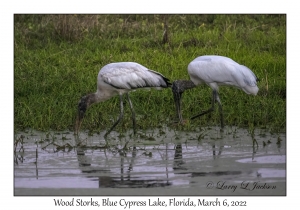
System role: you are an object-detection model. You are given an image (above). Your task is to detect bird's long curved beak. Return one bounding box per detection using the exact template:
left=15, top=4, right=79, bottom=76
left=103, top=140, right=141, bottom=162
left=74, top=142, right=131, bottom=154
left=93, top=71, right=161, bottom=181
left=172, top=86, right=183, bottom=124
left=74, top=111, right=85, bottom=135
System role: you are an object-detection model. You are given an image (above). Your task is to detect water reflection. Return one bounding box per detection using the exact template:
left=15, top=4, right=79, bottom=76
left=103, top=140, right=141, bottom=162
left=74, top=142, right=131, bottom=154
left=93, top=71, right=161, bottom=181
left=14, top=127, right=286, bottom=195
left=75, top=142, right=173, bottom=188
left=173, top=143, right=243, bottom=178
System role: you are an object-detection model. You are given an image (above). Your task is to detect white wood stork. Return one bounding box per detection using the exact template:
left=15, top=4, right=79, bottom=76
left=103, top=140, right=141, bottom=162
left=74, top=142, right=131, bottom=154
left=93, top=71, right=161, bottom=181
left=172, top=55, right=259, bottom=128
left=75, top=62, right=171, bottom=136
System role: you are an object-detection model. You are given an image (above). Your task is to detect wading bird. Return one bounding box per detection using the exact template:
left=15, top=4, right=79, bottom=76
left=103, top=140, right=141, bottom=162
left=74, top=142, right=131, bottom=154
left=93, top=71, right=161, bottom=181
left=75, top=62, right=171, bottom=137
left=172, top=55, right=259, bottom=128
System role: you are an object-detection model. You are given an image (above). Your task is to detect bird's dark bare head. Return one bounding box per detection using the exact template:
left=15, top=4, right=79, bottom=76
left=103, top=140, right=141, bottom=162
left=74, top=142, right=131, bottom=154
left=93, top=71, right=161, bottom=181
left=172, top=80, right=196, bottom=94
left=78, top=96, right=88, bottom=120
left=75, top=93, right=96, bottom=134
left=172, top=80, right=196, bottom=124
left=172, top=80, right=182, bottom=95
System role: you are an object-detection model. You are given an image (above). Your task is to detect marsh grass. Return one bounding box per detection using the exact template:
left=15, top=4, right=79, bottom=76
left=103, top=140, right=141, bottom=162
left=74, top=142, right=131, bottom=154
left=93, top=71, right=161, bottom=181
left=14, top=14, right=286, bottom=133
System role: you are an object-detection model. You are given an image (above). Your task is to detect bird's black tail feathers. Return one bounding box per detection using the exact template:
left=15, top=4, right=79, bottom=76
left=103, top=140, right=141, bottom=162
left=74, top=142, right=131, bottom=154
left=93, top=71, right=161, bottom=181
left=163, top=76, right=172, bottom=88
left=148, top=69, right=172, bottom=88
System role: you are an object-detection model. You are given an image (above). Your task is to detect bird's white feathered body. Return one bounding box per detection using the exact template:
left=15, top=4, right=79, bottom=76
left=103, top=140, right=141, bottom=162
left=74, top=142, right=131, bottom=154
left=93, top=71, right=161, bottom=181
left=188, top=55, right=259, bottom=95
left=96, top=62, right=170, bottom=101
left=172, top=55, right=259, bottom=127
left=75, top=61, right=171, bottom=136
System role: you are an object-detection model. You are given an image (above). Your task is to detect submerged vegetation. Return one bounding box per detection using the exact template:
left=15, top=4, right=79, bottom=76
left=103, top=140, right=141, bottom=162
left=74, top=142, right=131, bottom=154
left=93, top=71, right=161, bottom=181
left=14, top=14, right=286, bottom=133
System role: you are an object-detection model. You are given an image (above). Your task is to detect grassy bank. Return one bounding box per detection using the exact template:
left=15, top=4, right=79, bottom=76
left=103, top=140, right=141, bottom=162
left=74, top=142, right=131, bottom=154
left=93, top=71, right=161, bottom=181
left=14, top=14, right=286, bottom=133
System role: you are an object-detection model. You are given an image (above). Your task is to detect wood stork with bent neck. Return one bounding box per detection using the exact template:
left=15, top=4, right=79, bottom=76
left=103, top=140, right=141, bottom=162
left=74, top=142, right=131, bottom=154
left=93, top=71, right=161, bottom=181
left=172, top=55, right=259, bottom=128
left=75, top=62, right=171, bottom=137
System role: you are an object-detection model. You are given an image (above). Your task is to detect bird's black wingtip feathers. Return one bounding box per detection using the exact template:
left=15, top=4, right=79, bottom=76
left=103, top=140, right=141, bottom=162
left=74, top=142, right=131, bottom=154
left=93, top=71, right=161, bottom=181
left=163, top=76, right=172, bottom=88
left=147, top=69, right=172, bottom=88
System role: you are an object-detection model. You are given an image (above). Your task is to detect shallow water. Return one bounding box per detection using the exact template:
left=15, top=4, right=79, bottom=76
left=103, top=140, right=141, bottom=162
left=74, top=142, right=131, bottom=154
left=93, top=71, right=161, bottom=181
left=14, top=126, right=286, bottom=196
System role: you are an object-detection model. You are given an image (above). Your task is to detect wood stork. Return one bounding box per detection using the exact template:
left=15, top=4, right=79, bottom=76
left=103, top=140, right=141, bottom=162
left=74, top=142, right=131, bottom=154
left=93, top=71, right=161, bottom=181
left=172, top=55, right=259, bottom=128
left=75, top=62, right=171, bottom=137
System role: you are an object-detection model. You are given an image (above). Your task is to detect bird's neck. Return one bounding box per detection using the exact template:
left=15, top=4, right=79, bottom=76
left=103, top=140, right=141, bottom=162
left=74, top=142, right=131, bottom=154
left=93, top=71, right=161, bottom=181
left=94, top=89, right=119, bottom=103
left=172, top=80, right=196, bottom=93
left=183, top=80, right=197, bottom=90
left=84, top=93, right=98, bottom=108
left=82, top=89, right=120, bottom=109
left=78, top=92, right=110, bottom=118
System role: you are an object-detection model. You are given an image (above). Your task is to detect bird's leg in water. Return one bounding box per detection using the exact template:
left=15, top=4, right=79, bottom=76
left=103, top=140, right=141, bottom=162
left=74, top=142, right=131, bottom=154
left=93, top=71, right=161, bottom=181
left=191, top=90, right=216, bottom=120
left=104, top=94, right=124, bottom=138
left=215, top=92, right=224, bottom=128
left=126, top=93, right=137, bottom=134
left=191, top=90, right=224, bottom=128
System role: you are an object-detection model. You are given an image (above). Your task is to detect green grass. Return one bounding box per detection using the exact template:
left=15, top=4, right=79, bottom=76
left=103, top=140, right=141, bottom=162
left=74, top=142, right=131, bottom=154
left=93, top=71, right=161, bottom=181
left=14, top=14, right=286, bottom=133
